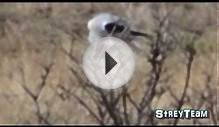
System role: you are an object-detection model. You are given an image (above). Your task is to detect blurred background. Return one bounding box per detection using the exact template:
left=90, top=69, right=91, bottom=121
left=0, top=3, right=217, bottom=125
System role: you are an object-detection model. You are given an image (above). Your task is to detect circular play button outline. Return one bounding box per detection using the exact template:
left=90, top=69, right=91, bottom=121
left=82, top=37, right=135, bottom=90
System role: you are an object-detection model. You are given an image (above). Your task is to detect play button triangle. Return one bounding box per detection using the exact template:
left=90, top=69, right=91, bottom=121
left=105, top=51, right=117, bottom=75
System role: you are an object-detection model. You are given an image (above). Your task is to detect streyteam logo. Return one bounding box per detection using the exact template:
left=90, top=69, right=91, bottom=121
left=154, top=109, right=209, bottom=119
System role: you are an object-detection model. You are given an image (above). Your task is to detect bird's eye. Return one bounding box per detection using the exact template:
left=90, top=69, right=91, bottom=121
left=114, top=25, right=124, bottom=33
left=104, top=23, right=116, bottom=33
left=104, top=23, right=125, bottom=34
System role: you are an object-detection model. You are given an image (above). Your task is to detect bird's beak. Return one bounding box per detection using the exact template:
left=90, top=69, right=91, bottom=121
left=130, top=30, right=153, bottom=40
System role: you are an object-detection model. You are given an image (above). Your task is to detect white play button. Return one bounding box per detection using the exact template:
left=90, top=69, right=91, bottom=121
left=82, top=37, right=135, bottom=90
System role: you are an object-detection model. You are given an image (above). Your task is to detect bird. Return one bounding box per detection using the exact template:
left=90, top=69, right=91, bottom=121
left=87, top=13, right=152, bottom=52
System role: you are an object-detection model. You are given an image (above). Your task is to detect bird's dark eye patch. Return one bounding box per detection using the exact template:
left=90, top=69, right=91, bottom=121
left=105, top=23, right=116, bottom=33
left=114, top=25, right=124, bottom=33
left=105, top=23, right=125, bottom=34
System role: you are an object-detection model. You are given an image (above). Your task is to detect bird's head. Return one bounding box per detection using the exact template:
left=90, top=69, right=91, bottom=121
left=88, top=13, right=121, bottom=33
left=88, top=13, right=129, bottom=42
left=87, top=13, right=151, bottom=46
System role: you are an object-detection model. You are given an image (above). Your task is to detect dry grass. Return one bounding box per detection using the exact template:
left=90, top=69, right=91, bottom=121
left=0, top=3, right=217, bottom=125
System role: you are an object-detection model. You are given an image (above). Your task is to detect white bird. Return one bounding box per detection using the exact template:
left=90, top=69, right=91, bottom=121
left=87, top=13, right=152, bottom=52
